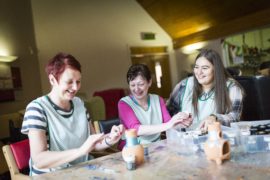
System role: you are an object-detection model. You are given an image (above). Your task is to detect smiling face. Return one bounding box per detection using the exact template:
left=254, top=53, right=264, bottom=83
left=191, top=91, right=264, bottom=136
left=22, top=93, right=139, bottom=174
left=129, top=75, right=151, bottom=101
left=193, top=56, right=214, bottom=90
left=50, top=67, right=81, bottom=101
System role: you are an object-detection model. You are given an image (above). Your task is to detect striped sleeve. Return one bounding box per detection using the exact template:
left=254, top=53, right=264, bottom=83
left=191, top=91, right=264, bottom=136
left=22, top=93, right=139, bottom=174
left=21, top=101, right=47, bottom=134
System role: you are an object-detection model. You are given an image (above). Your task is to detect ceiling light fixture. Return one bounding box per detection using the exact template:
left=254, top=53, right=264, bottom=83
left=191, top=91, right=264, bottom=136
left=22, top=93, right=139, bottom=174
left=0, top=55, right=18, bottom=62
left=181, top=42, right=207, bottom=54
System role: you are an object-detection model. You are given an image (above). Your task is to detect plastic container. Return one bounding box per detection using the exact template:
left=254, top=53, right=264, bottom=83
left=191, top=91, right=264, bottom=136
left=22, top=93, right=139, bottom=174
left=166, top=127, right=207, bottom=155
left=239, top=134, right=270, bottom=153
left=167, top=122, right=270, bottom=154
left=231, top=120, right=270, bottom=153
left=263, top=136, right=270, bottom=151
left=222, top=126, right=241, bottom=150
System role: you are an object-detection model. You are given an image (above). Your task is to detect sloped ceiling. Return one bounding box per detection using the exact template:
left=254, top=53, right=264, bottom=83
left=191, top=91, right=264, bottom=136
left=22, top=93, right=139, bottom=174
left=137, top=0, right=270, bottom=49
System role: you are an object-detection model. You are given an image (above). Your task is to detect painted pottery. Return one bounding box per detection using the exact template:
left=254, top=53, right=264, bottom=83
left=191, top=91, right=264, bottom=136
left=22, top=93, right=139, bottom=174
left=204, top=121, right=231, bottom=165
left=122, top=129, right=144, bottom=165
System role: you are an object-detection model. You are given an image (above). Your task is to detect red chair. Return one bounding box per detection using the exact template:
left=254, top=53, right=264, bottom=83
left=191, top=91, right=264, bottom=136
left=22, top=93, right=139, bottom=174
left=2, top=139, right=30, bottom=180
left=93, top=88, right=125, bottom=119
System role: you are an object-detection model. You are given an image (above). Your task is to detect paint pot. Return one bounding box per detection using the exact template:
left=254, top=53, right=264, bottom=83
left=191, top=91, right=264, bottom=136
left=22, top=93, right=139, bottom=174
left=265, top=129, right=270, bottom=134
left=258, top=125, right=266, bottom=131
left=124, top=155, right=136, bottom=170
left=250, top=127, right=258, bottom=135
left=144, top=146, right=149, bottom=157
left=143, top=145, right=150, bottom=161
left=264, top=136, right=270, bottom=151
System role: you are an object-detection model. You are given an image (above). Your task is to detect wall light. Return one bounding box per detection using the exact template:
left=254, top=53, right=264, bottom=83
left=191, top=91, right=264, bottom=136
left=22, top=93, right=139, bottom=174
left=181, top=42, right=207, bottom=54
left=0, top=55, right=18, bottom=62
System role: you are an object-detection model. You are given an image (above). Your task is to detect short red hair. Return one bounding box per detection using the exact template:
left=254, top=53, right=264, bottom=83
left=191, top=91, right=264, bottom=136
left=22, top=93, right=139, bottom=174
left=45, top=53, right=81, bottom=81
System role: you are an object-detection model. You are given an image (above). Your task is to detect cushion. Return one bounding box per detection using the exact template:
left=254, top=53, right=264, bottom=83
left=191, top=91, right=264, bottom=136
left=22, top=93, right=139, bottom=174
left=10, top=139, right=30, bottom=170
left=93, top=88, right=125, bottom=119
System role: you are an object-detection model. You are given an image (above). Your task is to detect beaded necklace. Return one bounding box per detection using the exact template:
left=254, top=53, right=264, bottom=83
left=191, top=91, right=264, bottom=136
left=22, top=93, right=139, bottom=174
left=199, top=88, right=215, bottom=101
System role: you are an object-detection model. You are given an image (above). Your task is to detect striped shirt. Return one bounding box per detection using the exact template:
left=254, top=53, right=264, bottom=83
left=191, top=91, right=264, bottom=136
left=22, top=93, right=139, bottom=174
left=21, top=96, right=90, bottom=176
left=166, top=76, right=244, bottom=127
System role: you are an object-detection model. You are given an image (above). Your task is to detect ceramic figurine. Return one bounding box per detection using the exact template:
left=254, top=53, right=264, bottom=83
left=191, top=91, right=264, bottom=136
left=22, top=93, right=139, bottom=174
left=204, top=121, right=231, bottom=165
left=122, top=129, right=144, bottom=165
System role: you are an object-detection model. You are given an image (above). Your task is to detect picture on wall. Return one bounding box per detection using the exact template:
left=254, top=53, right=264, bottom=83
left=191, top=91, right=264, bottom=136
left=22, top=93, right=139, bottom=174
left=11, top=66, right=22, bottom=89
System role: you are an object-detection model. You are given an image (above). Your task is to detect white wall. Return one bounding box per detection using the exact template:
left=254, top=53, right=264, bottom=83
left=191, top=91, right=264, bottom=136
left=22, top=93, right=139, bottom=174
left=31, top=0, right=176, bottom=98
left=0, top=0, right=42, bottom=115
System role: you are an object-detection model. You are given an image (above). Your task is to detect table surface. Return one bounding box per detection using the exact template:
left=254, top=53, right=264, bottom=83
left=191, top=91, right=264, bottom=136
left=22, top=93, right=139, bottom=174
left=33, top=140, right=270, bottom=180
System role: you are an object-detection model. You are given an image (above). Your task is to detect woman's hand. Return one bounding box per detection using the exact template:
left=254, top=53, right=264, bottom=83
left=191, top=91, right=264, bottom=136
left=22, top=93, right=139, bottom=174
left=180, top=112, right=193, bottom=128
left=198, top=115, right=217, bottom=133
left=168, top=112, right=192, bottom=129
left=105, top=124, right=125, bottom=146
left=79, top=133, right=105, bottom=156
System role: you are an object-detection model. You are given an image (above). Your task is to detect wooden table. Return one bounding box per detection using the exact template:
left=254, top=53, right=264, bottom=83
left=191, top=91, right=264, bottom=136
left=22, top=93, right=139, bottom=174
left=33, top=140, right=270, bottom=180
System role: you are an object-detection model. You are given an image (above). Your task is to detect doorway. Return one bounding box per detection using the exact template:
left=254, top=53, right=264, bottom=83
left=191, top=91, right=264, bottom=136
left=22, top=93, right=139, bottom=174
left=130, top=46, right=172, bottom=98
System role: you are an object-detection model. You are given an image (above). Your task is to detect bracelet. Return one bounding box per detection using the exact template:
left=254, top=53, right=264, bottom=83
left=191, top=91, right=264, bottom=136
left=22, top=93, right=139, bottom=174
left=104, top=136, right=113, bottom=147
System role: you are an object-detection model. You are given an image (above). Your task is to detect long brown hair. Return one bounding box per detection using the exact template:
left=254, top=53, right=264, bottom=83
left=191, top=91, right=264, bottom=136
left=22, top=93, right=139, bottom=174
left=192, top=49, right=232, bottom=116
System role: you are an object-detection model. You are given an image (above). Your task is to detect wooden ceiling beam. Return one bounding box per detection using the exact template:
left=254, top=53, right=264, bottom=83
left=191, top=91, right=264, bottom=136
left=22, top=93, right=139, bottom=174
left=137, top=0, right=270, bottom=49
left=173, top=8, right=270, bottom=49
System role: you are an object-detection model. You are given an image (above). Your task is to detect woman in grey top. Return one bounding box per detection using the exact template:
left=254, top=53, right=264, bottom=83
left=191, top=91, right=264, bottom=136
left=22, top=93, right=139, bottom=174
left=167, top=49, right=244, bottom=132
left=21, top=53, right=124, bottom=175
